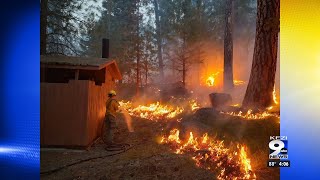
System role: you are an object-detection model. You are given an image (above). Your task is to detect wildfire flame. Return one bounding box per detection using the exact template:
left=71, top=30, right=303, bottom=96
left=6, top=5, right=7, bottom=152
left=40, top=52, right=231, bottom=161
left=234, top=80, right=246, bottom=86
left=239, top=145, right=256, bottom=179
left=190, top=100, right=200, bottom=111
left=267, top=106, right=273, bottom=110
left=273, top=85, right=278, bottom=105
left=119, top=98, right=276, bottom=178
left=206, top=72, right=220, bottom=86
left=119, top=101, right=184, bottom=121
left=119, top=100, right=201, bottom=121
left=230, top=104, right=240, bottom=107
left=204, top=71, right=245, bottom=87
left=161, top=129, right=256, bottom=179
left=121, top=99, right=279, bottom=122
left=206, top=77, right=215, bottom=86
left=220, top=109, right=279, bottom=120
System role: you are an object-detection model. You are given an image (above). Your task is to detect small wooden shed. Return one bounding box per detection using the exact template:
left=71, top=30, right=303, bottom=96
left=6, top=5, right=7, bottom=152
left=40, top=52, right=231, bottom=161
left=40, top=55, right=122, bottom=148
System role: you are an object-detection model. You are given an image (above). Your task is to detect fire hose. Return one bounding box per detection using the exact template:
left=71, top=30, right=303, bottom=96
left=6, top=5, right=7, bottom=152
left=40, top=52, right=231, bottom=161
left=105, top=143, right=131, bottom=151
left=40, top=143, right=134, bottom=176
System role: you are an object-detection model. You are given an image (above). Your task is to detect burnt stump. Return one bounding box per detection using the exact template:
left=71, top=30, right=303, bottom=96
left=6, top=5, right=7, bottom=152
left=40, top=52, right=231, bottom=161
left=209, top=93, right=232, bottom=109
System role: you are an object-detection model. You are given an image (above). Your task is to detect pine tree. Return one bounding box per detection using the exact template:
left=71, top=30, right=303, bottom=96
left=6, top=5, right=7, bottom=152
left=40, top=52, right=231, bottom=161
left=223, top=0, right=234, bottom=91
left=242, top=0, right=279, bottom=108
left=41, top=0, right=97, bottom=56
left=153, top=0, right=164, bottom=81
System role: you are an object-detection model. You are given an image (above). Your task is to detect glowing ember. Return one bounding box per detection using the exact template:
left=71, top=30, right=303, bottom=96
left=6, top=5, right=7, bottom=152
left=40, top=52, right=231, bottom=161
left=266, top=106, right=273, bottom=110
left=161, top=129, right=256, bottom=180
left=119, top=101, right=184, bottom=121
left=190, top=100, right=200, bottom=111
left=273, top=85, right=278, bottom=105
left=230, top=103, right=240, bottom=107
left=220, top=109, right=279, bottom=120
left=234, top=80, right=246, bottom=86
left=206, top=72, right=220, bottom=86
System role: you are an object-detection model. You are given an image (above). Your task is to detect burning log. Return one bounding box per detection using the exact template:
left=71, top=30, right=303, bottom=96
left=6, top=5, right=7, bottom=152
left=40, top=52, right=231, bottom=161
left=209, top=93, right=232, bottom=109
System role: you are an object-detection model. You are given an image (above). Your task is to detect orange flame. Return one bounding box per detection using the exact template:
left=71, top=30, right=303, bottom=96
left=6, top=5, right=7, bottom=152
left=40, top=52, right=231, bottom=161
left=190, top=100, right=200, bottom=111
left=273, top=85, right=278, bottom=105
left=231, top=103, right=240, bottom=107
left=167, top=129, right=181, bottom=144
left=119, top=101, right=184, bottom=121
left=160, top=129, right=256, bottom=179
left=220, top=109, right=279, bottom=120
left=206, top=77, right=215, bottom=86
left=234, top=80, right=246, bottom=86
left=205, top=72, right=220, bottom=86
left=240, top=146, right=255, bottom=179
left=120, top=100, right=200, bottom=121
left=202, top=133, right=209, bottom=144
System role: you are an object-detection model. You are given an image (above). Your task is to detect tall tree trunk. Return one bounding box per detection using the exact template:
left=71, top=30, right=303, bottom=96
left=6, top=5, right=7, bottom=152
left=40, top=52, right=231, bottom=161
left=136, top=44, right=140, bottom=96
left=182, top=36, right=186, bottom=87
left=145, top=65, right=148, bottom=86
left=182, top=57, right=186, bottom=86
left=223, top=0, right=234, bottom=91
left=40, top=0, right=48, bottom=55
left=242, top=0, right=280, bottom=108
left=136, top=42, right=141, bottom=96
left=153, top=0, right=164, bottom=81
left=136, top=3, right=141, bottom=97
left=172, top=56, right=175, bottom=82
left=140, top=70, right=143, bottom=87
left=196, top=46, right=200, bottom=85
left=197, top=60, right=200, bottom=85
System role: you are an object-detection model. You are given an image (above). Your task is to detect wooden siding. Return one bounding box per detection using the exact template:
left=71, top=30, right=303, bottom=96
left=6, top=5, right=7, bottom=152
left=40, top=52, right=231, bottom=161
left=41, top=80, right=89, bottom=146
left=86, top=68, right=115, bottom=144
left=41, top=68, right=116, bottom=147
left=86, top=82, right=106, bottom=144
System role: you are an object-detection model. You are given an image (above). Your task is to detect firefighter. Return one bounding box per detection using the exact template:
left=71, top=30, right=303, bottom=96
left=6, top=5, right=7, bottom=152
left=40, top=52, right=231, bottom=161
left=104, top=90, right=120, bottom=146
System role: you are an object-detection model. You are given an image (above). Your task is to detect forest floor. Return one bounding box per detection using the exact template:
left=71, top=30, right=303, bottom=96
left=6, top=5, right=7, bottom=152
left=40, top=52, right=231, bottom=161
left=41, top=109, right=280, bottom=180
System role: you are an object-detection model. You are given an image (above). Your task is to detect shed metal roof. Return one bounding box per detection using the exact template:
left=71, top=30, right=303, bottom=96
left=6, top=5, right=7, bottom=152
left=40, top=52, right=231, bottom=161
left=41, top=55, right=122, bottom=80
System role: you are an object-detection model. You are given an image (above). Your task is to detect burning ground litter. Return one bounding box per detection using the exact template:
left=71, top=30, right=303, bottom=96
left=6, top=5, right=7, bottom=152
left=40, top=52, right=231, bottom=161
left=160, top=129, right=256, bottom=179
left=120, top=99, right=279, bottom=122
left=118, top=99, right=279, bottom=179
left=219, top=109, right=280, bottom=120
left=119, top=100, right=199, bottom=121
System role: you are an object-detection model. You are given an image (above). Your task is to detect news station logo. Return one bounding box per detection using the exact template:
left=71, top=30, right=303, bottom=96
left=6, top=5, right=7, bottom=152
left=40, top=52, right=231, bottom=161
left=269, top=136, right=288, bottom=159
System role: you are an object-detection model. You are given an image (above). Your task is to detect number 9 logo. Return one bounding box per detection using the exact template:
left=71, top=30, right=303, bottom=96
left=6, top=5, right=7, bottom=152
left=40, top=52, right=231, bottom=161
left=269, top=139, right=284, bottom=155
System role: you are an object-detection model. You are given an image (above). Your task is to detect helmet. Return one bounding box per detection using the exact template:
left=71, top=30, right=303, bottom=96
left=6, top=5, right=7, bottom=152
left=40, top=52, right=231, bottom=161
left=108, top=90, right=117, bottom=96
